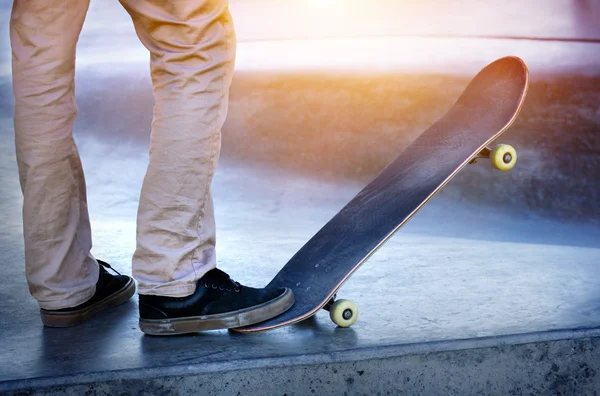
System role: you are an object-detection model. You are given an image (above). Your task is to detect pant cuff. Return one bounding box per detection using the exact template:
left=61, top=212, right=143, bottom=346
left=37, top=284, right=97, bottom=311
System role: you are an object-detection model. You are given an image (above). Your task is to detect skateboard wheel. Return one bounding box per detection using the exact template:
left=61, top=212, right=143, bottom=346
left=329, top=299, right=358, bottom=328
left=490, top=144, right=517, bottom=171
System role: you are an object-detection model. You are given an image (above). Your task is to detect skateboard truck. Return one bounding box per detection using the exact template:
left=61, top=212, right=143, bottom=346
left=323, top=294, right=359, bottom=327
left=469, top=144, right=517, bottom=171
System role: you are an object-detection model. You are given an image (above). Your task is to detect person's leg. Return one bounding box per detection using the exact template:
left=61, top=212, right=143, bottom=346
left=120, top=0, right=294, bottom=334
left=11, top=0, right=98, bottom=310
left=119, top=0, right=235, bottom=297
left=11, top=0, right=135, bottom=326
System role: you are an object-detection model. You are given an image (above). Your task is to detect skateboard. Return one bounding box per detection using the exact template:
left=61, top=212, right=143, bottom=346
left=234, top=56, right=529, bottom=333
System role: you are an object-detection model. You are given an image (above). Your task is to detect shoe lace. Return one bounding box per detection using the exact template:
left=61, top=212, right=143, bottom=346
left=204, top=269, right=241, bottom=293
left=98, top=260, right=122, bottom=275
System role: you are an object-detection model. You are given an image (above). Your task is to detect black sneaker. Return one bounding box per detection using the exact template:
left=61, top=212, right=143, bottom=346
left=40, top=260, right=136, bottom=327
left=138, top=268, right=294, bottom=335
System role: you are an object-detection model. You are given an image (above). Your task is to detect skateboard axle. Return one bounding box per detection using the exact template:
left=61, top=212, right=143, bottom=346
left=323, top=295, right=336, bottom=312
left=479, top=146, right=492, bottom=158
left=469, top=146, right=492, bottom=164
left=342, top=309, right=353, bottom=320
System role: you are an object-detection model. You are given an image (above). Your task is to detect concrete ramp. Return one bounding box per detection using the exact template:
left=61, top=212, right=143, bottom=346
left=1, top=152, right=599, bottom=394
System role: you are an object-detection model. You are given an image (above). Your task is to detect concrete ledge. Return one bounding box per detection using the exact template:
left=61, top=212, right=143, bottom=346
left=3, top=329, right=599, bottom=395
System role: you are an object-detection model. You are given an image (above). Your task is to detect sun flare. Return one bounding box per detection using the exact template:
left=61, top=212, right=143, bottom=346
left=310, top=0, right=337, bottom=8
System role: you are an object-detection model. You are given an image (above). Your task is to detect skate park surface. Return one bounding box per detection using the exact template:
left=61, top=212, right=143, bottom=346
left=0, top=1, right=599, bottom=394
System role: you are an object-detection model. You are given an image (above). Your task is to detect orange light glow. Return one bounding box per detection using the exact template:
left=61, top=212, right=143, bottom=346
left=309, top=0, right=337, bottom=8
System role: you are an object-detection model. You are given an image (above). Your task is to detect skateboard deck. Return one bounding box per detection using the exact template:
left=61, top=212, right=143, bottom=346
left=234, top=56, right=529, bottom=333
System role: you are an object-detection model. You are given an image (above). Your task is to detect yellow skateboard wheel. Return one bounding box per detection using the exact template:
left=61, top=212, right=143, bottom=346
left=329, top=299, right=358, bottom=327
left=490, top=144, right=517, bottom=171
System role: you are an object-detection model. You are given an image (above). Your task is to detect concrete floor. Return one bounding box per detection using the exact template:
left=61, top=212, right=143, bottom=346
left=0, top=135, right=599, bottom=393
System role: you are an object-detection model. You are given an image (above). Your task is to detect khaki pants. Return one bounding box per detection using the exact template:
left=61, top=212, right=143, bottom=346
left=10, top=0, right=236, bottom=309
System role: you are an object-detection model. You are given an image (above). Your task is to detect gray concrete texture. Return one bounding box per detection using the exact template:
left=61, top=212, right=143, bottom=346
left=1, top=144, right=599, bottom=392
left=3, top=335, right=600, bottom=395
